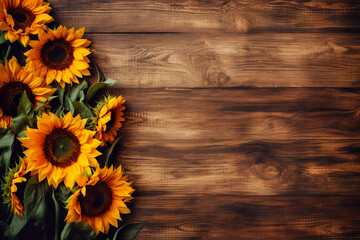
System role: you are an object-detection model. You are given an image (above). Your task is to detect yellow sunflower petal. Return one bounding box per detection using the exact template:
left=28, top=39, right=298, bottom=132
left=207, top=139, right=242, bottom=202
left=91, top=95, right=126, bottom=146
left=65, top=166, right=134, bottom=235
left=0, top=0, right=53, bottom=46
left=3, top=160, right=27, bottom=216
left=0, top=57, right=55, bottom=128
left=24, top=25, right=91, bottom=87
left=19, top=112, right=101, bottom=189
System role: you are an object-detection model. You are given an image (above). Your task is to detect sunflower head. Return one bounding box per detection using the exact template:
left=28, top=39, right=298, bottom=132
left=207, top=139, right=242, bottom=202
left=19, top=112, right=102, bottom=189
left=0, top=56, right=56, bottom=128
left=65, top=166, right=134, bottom=235
left=2, top=160, right=28, bottom=217
left=0, top=0, right=53, bottom=46
left=91, top=95, right=126, bottom=146
left=24, top=25, right=91, bottom=88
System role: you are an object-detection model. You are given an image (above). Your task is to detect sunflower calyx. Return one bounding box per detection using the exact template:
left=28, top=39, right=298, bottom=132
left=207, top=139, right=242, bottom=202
left=2, top=160, right=27, bottom=217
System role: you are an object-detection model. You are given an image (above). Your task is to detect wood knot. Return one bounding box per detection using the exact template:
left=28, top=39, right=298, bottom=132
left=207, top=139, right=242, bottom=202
left=220, top=0, right=248, bottom=33
left=241, top=142, right=289, bottom=184
left=124, top=112, right=145, bottom=125
left=327, top=41, right=348, bottom=55
left=179, top=40, right=231, bottom=87
left=204, top=68, right=230, bottom=87
left=337, top=112, right=360, bottom=132
left=252, top=163, right=282, bottom=181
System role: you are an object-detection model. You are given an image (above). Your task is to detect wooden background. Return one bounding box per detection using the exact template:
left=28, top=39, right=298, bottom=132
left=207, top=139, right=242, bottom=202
left=51, top=0, right=360, bottom=239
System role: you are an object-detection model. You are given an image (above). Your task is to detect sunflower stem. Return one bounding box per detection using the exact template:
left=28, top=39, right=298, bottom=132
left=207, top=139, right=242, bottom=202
left=52, top=190, right=60, bottom=240
left=5, top=44, right=11, bottom=60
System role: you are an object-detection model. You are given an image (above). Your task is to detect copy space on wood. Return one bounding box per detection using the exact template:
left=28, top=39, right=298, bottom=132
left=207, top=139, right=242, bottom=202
left=124, top=195, right=360, bottom=239
left=106, top=88, right=360, bottom=196
left=115, top=88, right=360, bottom=140
left=48, top=0, right=360, bottom=239
left=51, top=0, right=360, bottom=33
left=119, top=138, right=360, bottom=196
left=87, top=33, right=360, bottom=88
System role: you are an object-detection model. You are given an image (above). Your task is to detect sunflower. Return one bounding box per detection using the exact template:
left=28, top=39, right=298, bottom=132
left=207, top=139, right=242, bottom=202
left=0, top=56, right=56, bottom=128
left=24, top=25, right=91, bottom=88
left=91, top=95, right=126, bottom=146
left=65, top=166, right=134, bottom=235
left=2, top=160, right=27, bottom=217
left=0, top=0, right=53, bottom=47
left=19, top=112, right=102, bottom=189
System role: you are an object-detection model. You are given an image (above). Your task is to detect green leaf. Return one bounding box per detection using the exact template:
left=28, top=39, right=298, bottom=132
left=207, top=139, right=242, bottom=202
left=55, top=183, right=72, bottom=203
left=69, top=80, right=88, bottom=102
left=23, top=176, right=50, bottom=227
left=72, top=102, right=93, bottom=119
left=56, top=85, right=66, bottom=107
left=5, top=44, right=11, bottom=60
left=85, top=79, right=116, bottom=104
left=67, top=97, right=75, bottom=115
left=104, top=78, right=116, bottom=85
left=35, top=96, right=58, bottom=111
left=60, top=222, right=96, bottom=240
left=113, top=222, right=146, bottom=240
left=0, top=31, right=5, bottom=44
left=11, top=114, right=37, bottom=137
left=79, top=91, right=85, bottom=102
left=0, top=127, right=15, bottom=173
left=55, top=106, right=64, bottom=118
left=17, top=91, right=34, bottom=116
left=94, top=62, right=105, bottom=82
left=52, top=191, right=60, bottom=240
left=105, top=136, right=122, bottom=167
left=9, top=214, right=28, bottom=238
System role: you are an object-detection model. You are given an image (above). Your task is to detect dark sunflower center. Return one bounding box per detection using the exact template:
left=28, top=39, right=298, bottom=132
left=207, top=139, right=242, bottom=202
left=0, top=82, right=35, bottom=117
left=7, top=7, right=35, bottom=31
left=13, top=12, right=27, bottom=22
left=44, top=128, right=80, bottom=167
left=105, top=110, right=116, bottom=133
left=41, top=39, right=74, bottom=70
left=53, top=136, right=75, bottom=159
left=48, top=45, right=67, bottom=64
left=79, top=181, right=113, bottom=217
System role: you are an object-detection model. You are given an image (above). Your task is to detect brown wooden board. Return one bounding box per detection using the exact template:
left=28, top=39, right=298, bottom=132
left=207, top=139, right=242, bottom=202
left=51, top=0, right=360, bottom=33
left=115, top=88, right=360, bottom=140
left=119, top=137, right=360, bottom=196
left=112, top=88, right=360, bottom=197
left=47, top=0, right=360, bottom=239
left=86, top=33, right=360, bottom=88
left=124, top=195, right=360, bottom=239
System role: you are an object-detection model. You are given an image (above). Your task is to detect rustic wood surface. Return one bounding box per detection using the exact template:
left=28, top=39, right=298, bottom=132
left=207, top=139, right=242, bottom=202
left=52, top=0, right=360, bottom=239
left=89, top=33, right=360, bottom=88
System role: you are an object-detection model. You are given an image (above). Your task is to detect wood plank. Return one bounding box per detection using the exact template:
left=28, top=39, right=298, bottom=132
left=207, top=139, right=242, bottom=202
left=119, top=138, right=360, bottom=196
left=50, top=0, right=360, bottom=33
left=106, top=88, right=360, bottom=196
left=124, top=195, right=360, bottom=239
left=87, top=33, right=360, bottom=88
left=115, top=88, right=360, bottom=140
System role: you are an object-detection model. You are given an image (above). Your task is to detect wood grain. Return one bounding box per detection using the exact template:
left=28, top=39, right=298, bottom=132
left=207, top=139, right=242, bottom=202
left=119, top=138, right=360, bottom=196
left=116, top=88, right=360, bottom=140
left=86, top=33, right=360, bottom=88
left=108, top=88, right=360, bottom=196
left=124, top=195, right=360, bottom=239
left=50, top=0, right=360, bottom=33
left=49, top=0, right=360, bottom=239
left=113, top=88, right=360, bottom=238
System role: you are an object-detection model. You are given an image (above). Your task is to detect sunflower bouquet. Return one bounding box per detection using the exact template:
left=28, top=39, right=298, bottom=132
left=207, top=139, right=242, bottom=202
left=0, top=0, right=144, bottom=239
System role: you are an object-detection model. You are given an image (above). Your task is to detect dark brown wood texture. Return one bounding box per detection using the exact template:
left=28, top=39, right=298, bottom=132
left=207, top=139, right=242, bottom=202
left=52, top=0, right=360, bottom=239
